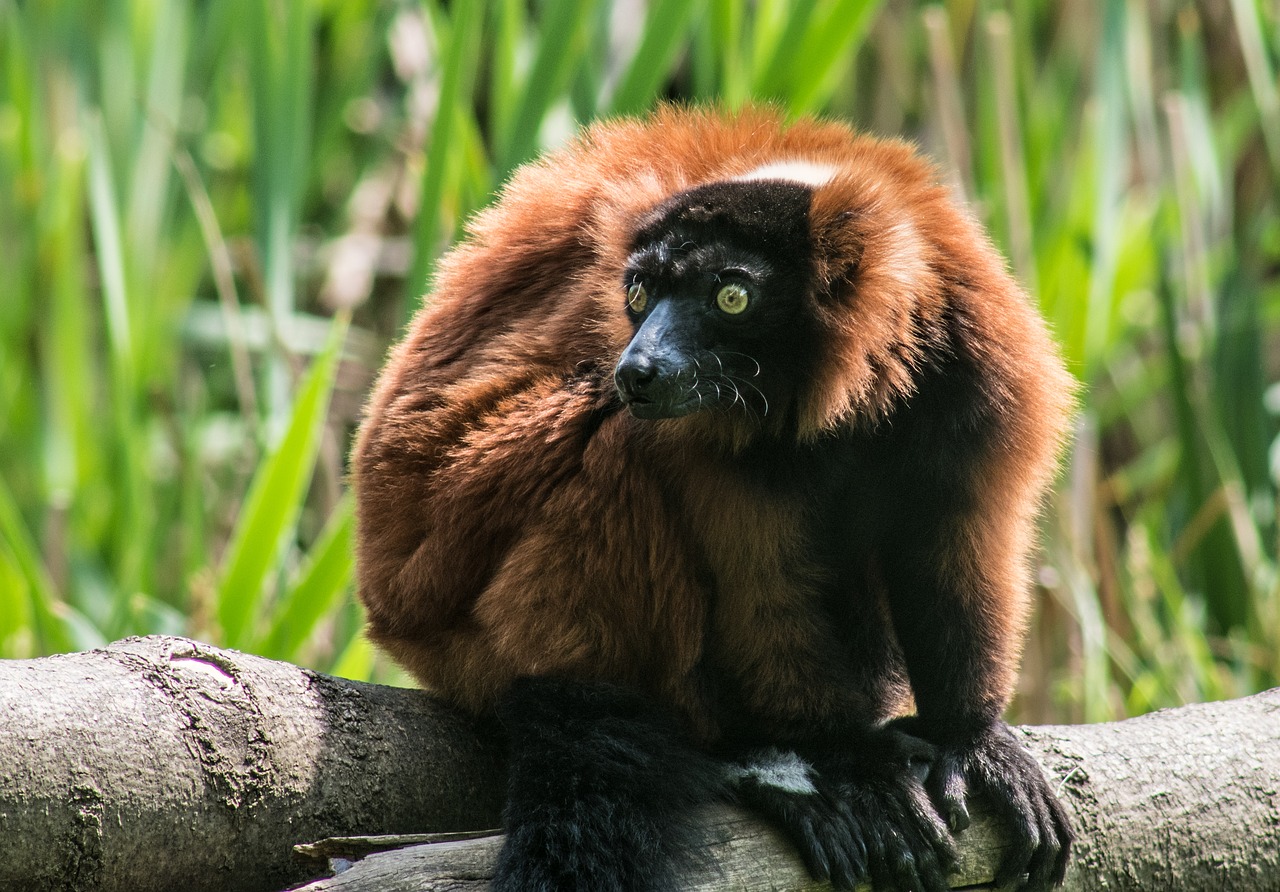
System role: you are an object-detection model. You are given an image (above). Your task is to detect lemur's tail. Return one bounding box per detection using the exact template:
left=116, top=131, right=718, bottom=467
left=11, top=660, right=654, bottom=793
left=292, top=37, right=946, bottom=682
left=491, top=676, right=728, bottom=892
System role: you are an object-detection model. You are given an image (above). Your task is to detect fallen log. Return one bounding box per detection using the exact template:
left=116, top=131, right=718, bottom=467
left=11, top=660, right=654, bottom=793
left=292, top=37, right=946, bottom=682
left=0, top=636, right=1277, bottom=892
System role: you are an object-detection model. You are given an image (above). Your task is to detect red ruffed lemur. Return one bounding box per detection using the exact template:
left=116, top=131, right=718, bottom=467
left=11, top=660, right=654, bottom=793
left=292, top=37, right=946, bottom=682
left=354, top=106, right=1075, bottom=892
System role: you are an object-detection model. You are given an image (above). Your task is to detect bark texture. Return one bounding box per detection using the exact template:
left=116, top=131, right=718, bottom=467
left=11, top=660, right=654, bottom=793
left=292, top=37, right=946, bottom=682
left=0, top=636, right=503, bottom=892
left=1027, top=699, right=1280, bottom=890
left=1, top=636, right=1277, bottom=892
left=288, top=804, right=1011, bottom=892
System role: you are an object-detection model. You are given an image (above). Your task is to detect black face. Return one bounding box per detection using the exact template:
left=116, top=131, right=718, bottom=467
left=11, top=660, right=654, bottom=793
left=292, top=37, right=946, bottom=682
left=613, top=179, right=815, bottom=426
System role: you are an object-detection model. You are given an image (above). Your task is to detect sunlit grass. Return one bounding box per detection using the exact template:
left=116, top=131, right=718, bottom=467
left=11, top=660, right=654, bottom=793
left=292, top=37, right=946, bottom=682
left=0, top=0, right=1276, bottom=722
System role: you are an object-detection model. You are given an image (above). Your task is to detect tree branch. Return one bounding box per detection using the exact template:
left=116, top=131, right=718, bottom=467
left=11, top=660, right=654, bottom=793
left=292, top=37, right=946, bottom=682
left=1, top=636, right=1276, bottom=892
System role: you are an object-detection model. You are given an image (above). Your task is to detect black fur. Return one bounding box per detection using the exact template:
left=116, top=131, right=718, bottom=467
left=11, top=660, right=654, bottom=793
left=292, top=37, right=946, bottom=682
left=495, top=675, right=959, bottom=892
left=617, top=180, right=818, bottom=423
left=733, top=730, right=956, bottom=892
left=494, top=677, right=728, bottom=892
left=359, top=145, right=1074, bottom=889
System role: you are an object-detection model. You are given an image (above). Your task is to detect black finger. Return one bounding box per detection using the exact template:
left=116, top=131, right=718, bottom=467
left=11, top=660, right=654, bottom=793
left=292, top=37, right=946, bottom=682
left=825, top=835, right=859, bottom=891
left=899, top=836, right=950, bottom=892
left=901, top=802, right=956, bottom=892
left=797, top=816, right=833, bottom=881
left=1047, top=793, right=1074, bottom=886
left=834, top=801, right=870, bottom=883
left=1025, top=787, right=1073, bottom=889
left=909, top=778, right=959, bottom=862
left=928, top=754, right=971, bottom=832
left=865, top=829, right=898, bottom=892
left=990, top=782, right=1041, bottom=888
left=870, top=782, right=949, bottom=892
left=1018, top=787, right=1059, bottom=890
left=887, top=819, right=951, bottom=892
left=888, top=842, right=927, bottom=892
left=817, top=806, right=862, bottom=890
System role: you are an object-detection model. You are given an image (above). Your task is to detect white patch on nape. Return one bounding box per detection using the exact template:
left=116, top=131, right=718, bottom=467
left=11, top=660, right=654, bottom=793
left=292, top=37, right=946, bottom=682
left=734, top=160, right=839, bottom=188
left=729, top=748, right=818, bottom=796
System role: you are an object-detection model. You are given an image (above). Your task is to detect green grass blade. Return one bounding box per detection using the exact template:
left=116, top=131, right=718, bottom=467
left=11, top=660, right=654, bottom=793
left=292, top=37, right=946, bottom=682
left=246, top=0, right=314, bottom=427
left=495, top=0, right=594, bottom=179
left=1227, top=0, right=1280, bottom=179
left=0, top=475, right=74, bottom=653
left=785, top=0, right=883, bottom=114
left=407, top=0, right=485, bottom=316
left=255, top=493, right=355, bottom=660
left=216, top=311, right=350, bottom=648
left=330, top=629, right=377, bottom=682
left=568, top=2, right=607, bottom=121
left=39, top=98, right=91, bottom=537
left=86, top=110, right=153, bottom=615
left=85, top=113, right=135, bottom=398
left=750, top=0, right=817, bottom=99
left=124, top=0, right=186, bottom=278
left=1081, top=0, right=1127, bottom=376
left=701, top=0, right=746, bottom=105
left=608, top=0, right=704, bottom=116
left=0, top=554, right=31, bottom=657
left=487, top=0, right=526, bottom=156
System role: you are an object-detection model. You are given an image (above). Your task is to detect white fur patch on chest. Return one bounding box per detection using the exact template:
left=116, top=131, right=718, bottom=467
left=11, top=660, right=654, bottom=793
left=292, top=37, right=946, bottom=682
left=734, top=160, right=839, bottom=188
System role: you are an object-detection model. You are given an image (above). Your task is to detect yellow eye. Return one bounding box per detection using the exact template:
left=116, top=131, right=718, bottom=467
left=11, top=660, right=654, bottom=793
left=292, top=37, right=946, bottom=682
left=626, top=282, right=648, bottom=314
left=715, top=283, right=750, bottom=315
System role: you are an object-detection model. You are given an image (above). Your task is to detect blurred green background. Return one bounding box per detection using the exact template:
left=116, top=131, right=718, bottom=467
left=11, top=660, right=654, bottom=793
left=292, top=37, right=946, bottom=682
left=1, top=0, right=1277, bottom=724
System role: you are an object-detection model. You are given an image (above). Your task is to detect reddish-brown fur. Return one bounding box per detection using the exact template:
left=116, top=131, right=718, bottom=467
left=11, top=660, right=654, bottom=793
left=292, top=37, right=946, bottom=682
left=353, top=106, right=1075, bottom=745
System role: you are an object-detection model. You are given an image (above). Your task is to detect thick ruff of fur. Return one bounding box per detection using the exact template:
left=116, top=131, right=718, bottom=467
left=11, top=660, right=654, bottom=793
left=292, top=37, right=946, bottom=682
left=354, top=106, right=1076, bottom=891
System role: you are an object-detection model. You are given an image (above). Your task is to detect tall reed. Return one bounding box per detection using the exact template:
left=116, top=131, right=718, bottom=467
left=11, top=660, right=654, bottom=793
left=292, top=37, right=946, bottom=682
left=1, top=1, right=1275, bottom=719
